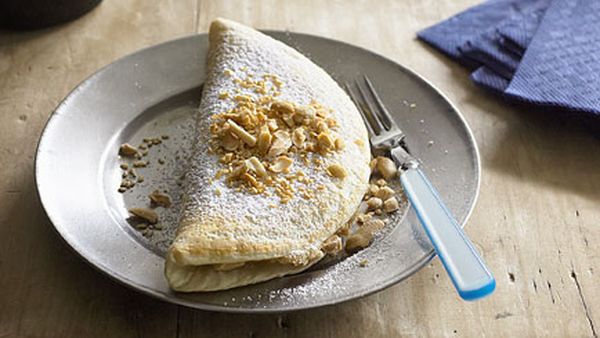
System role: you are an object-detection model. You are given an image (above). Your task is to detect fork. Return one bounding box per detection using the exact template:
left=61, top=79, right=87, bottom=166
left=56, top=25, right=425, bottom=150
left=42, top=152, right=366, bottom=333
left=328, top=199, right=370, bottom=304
left=345, top=76, right=495, bottom=301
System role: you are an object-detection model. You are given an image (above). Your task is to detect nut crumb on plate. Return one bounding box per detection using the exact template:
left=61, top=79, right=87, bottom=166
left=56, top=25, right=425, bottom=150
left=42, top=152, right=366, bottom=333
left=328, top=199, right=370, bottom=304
left=375, top=156, right=397, bottom=179
left=133, top=160, right=147, bottom=168
left=128, top=207, right=159, bottom=224
left=366, top=197, right=383, bottom=210
left=345, top=219, right=385, bottom=252
left=119, top=143, right=138, bottom=157
left=148, top=190, right=172, bottom=208
left=383, top=197, right=399, bottom=213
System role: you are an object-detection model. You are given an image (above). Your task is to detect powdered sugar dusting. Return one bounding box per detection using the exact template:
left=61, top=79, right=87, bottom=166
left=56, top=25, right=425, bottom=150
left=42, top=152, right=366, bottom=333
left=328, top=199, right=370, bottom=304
left=173, top=19, right=371, bottom=265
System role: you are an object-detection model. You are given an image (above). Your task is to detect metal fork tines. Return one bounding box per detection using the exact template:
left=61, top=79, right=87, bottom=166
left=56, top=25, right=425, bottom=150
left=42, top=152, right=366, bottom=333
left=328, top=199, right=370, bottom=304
left=345, top=76, right=405, bottom=150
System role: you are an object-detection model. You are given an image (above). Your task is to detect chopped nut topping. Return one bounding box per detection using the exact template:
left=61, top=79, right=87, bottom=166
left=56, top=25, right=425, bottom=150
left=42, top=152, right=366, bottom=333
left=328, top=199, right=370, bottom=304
left=359, top=259, right=369, bottom=267
left=221, top=132, right=239, bottom=152
left=268, top=131, right=291, bottom=157
left=134, top=223, right=148, bottom=230
left=345, top=219, right=385, bottom=252
left=269, top=156, right=293, bottom=173
left=366, top=197, right=383, bottom=210
left=257, top=126, right=272, bottom=154
left=321, top=235, right=343, bottom=255
left=368, top=184, right=380, bottom=196
left=271, top=100, right=295, bottom=115
left=292, top=127, right=306, bottom=148
left=207, top=72, right=344, bottom=202
left=383, top=197, right=399, bottom=213
left=376, top=156, right=397, bottom=179
left=317, top=132, right=335, bottom=151
left=133, top=160, right=147, bottom=168
left=246, top=156, right=268, bottom=177
left=129, top=207, right=158, bottom=224
left=326, top=163, right=347, bottom=179
left=356, top=213, right=372, bottom=224
left=227, top=120, right=256, bottom=146
left=375, top=186, right=395, bottom=200
left=119, top=143, right=138, bottom=157
left=149, top=190, right=172, bottom=208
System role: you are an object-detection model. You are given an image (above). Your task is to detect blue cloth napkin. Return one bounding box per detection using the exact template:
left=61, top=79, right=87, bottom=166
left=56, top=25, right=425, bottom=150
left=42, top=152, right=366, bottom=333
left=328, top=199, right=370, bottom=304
left=417, top=0, right=600, bottom=125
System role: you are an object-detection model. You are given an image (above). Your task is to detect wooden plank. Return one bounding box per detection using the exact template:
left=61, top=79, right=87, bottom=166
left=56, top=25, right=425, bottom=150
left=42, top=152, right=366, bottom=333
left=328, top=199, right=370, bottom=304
left=0, top=0, right=196, bottom=336
left=0, top=0, right=598, bottom=337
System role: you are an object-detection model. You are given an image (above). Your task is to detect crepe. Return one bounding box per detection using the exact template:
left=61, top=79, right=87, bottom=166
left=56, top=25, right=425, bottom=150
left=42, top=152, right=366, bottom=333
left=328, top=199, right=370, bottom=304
left=165, top=18, right=370, bottom=292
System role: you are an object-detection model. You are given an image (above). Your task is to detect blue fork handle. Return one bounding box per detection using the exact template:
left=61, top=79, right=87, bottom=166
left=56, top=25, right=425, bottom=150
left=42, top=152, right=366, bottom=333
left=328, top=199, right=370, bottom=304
left=400, top=167, right=495, bottom=301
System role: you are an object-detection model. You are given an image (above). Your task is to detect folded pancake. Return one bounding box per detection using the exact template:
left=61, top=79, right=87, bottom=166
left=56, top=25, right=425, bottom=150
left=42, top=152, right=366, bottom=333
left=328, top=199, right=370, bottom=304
left=165, top=18, right=370, bottom=292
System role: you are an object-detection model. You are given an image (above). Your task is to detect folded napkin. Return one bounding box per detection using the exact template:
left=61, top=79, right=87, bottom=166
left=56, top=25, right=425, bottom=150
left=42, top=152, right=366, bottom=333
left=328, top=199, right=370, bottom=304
left=418, top=0, right=600, bottom=126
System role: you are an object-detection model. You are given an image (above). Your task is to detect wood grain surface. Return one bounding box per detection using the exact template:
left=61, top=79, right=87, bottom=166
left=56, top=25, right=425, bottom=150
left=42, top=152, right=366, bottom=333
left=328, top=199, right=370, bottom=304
left=0, top=0, right=598, bottom=337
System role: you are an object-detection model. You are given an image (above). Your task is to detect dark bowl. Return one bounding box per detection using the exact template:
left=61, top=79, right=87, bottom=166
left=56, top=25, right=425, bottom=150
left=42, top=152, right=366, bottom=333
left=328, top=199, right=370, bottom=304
left=0, top=0, right=102, bottom=30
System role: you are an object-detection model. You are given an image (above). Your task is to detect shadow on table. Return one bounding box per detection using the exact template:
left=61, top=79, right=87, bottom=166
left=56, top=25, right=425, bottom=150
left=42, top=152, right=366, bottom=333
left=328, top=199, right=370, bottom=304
left=464, top=86, right=600, bottom=204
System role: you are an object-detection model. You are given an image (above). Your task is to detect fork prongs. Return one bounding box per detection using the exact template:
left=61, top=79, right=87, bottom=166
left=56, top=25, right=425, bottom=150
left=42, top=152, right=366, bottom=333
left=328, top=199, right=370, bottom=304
left=362, top=75, right=397, bottom=130
left=345, top=83, right=376, bottom=137
left=354, top=80, right=389, bottom=132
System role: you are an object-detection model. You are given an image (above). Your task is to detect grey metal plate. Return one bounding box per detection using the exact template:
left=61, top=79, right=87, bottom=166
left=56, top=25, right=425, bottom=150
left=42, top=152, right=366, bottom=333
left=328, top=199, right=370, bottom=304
left=35, top=32, right=480, bottom=313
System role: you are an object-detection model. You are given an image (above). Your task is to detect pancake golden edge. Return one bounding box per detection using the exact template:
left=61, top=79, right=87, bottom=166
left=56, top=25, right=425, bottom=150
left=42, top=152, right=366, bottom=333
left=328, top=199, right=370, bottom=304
left=165, top=18, right=370, bottom=292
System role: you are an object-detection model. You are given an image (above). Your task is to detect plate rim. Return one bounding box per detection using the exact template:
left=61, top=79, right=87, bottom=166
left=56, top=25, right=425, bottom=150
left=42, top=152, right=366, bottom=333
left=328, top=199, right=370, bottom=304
left=35, top=31, right=481, bottom=313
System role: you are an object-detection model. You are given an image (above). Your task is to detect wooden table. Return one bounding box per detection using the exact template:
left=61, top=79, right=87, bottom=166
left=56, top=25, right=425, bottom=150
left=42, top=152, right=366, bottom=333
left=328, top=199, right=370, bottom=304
left=1, top=1, right=598, bottom=337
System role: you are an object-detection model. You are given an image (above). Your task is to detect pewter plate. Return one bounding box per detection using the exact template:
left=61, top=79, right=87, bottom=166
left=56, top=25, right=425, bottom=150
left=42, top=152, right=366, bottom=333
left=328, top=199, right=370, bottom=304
left=35, top=32, right=480, bottom=313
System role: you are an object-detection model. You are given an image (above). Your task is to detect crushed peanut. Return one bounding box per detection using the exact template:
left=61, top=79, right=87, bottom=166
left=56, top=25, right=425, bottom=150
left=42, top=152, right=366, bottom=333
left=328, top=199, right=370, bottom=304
left=366, top=197, right=383, bottom=210
left=128, top=207, right=158, bottom=224
left=270, top=156, right=293, bottom=173
left=133, top=160, right=147, bottom=168
left=383, top=197, right=399, bottom=213
left=321, top=235, right=343, bottom=255
left=149, top=190, right=172, bottom=208
left=342, top=154, right=405, bottom=253
left=375, top=156, right=397, bottom=179
left=375, top=186, right=395, bottom=200
left=208, top=72, right=346, bottom=202
left=117, top=135, right=168, bottom=193
left=356, top=213, right=372, bottom=224
left=119, top=143, right=138, bottom=157
left=326, top=163, right=347, bottom=179
left=246, top=156, right=267, bottom=177
left=345, top=219, right=385, bottom=252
